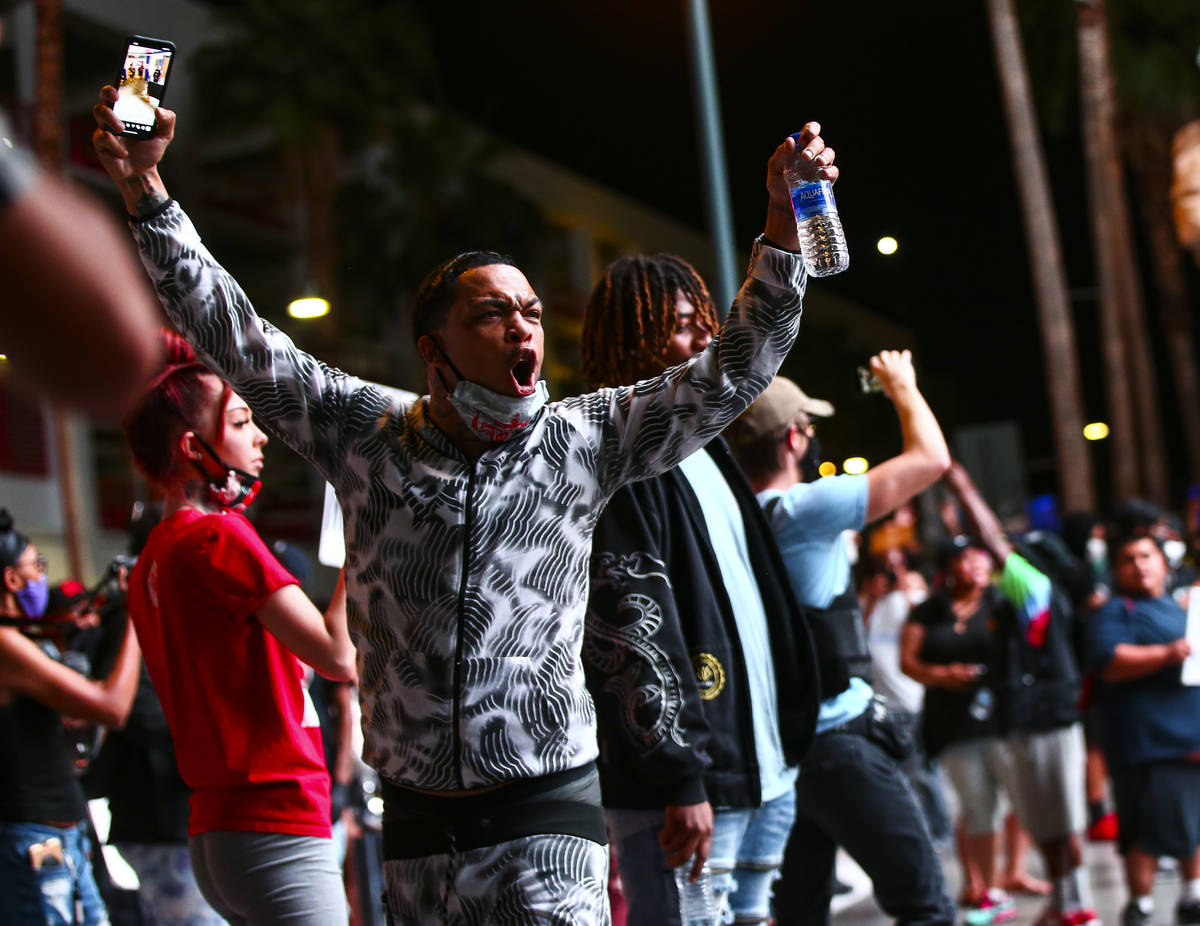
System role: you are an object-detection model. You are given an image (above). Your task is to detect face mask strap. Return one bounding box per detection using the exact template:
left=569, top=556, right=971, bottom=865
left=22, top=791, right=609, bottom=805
left=189, top=432, right=229, bottom=479
left=189, top=433, right=261, bottom=510
left=799, top=435, right=823, bottom=483
left=429, top=336, right=468, bottom=387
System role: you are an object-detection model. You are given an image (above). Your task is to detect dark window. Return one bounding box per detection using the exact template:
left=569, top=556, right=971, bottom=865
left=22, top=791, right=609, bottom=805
left=0, top=378, right=49, bottom=476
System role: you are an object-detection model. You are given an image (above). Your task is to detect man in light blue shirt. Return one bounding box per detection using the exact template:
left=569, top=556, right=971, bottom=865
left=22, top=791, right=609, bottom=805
left=727, top=352, right=956, bottom=926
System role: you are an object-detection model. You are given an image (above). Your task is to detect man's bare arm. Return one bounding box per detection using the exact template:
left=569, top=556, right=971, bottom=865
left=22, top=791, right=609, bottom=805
left=862, top=350, right=951, bottom=523
left=0, top=139, right=162, bottom=415
left=943, top=461, right=1012, bottom=565
left=1102, top=639, right=1191, bottom=683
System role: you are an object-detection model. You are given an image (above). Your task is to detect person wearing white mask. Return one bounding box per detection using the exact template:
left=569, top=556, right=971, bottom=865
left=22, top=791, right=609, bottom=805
left=90, top=82, right=840, bottom=923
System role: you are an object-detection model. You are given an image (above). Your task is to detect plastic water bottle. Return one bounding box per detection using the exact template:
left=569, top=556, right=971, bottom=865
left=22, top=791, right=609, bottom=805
left=674, top=862, right=718, bottom=926
left=785, top=135, right=849, bottom=277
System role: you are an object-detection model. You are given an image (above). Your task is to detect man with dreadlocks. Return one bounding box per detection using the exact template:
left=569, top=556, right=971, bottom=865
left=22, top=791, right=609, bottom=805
left=579, top=254, right=821, bottom=926
left=92, top=83, right=837, bottom=924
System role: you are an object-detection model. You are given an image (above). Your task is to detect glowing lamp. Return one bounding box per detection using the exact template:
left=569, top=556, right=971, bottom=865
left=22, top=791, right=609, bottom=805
left=287, top=297, right=330, bottom=319
left=843, top=457, right=869, bottom=475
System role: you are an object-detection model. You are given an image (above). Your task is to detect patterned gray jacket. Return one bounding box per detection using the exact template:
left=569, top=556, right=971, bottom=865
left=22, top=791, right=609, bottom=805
left=131, top=201, right=807, bottom=791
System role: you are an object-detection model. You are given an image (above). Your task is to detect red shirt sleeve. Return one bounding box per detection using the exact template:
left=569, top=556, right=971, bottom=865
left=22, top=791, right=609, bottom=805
left=180, top=513, right=298, bottom=623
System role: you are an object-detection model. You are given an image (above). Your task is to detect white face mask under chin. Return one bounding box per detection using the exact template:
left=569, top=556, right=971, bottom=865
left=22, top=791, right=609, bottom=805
left=446, top=378, right=549, bottom=443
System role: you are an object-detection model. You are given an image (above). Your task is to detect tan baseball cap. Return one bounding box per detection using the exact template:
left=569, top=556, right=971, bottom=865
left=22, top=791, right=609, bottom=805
left=733, top=376, right=835, bottom=440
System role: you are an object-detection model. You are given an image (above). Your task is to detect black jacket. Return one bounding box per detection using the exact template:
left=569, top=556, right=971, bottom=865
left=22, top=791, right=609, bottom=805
left=914, top=579, right=1079, bottom=753
left=583, top=439, right=820, bottom=810
left=84, top=666, right=191, bottom=844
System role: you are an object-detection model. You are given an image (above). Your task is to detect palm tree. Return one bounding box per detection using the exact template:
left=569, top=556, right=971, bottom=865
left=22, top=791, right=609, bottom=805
left=1076, top=0, right=1169, bottom=505
left=985, top=0, right=1096, bottom=510
left=1111, top=0, right=1200, bottom=490
left=1074, top=0, right=1152, bottom=502
left=333, top=108, right=548, bottom=337
left=1132, top=125, right=1200, bottom=491
left=190, top=0, right=435, bottom=315
left=190, top=0, right=547, bottom=349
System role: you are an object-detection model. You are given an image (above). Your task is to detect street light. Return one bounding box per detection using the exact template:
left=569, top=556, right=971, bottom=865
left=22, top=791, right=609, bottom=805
left=876, top=236, right=898, bottom=255
left=818, top=461, right=837, bottom=477
left=1082, top=421, right=1110, bottom=441
left=288, top=296, right=330, bottom=320
left=843, top=457, right=869, bottom=475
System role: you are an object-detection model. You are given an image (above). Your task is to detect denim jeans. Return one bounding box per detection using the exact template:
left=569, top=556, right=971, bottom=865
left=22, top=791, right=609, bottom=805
left=892, top=709, right=953, bottom=844
left=0, top=820, right=110, bottom=925
left=609, top=788, right=796, bottom=926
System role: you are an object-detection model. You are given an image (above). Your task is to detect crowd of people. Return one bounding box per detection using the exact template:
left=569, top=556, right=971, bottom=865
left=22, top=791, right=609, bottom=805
left=0, top=72, right=1197, bottom=926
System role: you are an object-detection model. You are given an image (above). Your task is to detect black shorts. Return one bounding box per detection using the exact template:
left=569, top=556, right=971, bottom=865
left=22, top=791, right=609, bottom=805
left=1110, top=760, right=1200, bottom=858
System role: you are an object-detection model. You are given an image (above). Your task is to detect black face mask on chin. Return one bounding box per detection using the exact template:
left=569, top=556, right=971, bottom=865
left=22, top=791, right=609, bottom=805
left=190, top=434, right=261, bottom=511
left=800, top=435, right=823, bottom=483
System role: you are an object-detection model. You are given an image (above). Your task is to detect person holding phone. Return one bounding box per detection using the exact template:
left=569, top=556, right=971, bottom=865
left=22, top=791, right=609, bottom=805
left=726, top=356, right=956, bottom=926
left=91, top=80, right=837, bottom=923
left=109, top=37, right=175, bottom=140
left=0, top=511, right=142, bottom=926
left=120, top=332, right=355, bottom=926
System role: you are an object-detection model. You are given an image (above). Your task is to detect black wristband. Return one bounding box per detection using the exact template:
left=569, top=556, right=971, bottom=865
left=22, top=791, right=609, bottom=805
left=757, top=234, right=802, bottom=255
left=128, top=196, right=174, bottom=225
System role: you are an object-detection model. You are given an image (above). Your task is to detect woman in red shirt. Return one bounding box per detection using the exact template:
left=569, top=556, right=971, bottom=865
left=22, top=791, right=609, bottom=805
left=124, top=334, right=356, bottom=926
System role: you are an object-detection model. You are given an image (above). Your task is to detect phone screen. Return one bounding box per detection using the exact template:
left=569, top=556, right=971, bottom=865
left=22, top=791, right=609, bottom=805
left=113, top=39, right=174, bottom=136
left=856, top=364, right=883, bottom=395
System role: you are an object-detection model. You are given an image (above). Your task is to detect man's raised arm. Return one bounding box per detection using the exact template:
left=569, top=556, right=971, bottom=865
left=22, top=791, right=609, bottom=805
left=91, top=87, right=385, bottom=483
left=860, top=350, right=952, bottom=523
left=946, top=462, right=1053, bottom=646
left=587, top=125, right=839, bottom=494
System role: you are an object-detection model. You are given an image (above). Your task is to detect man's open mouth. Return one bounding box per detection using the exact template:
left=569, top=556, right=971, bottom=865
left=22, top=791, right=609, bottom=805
left=511, top=350, right=538, bottom=396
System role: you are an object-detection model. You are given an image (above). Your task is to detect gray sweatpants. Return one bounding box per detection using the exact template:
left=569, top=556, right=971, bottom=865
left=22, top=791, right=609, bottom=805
left=189, top=831, right=348, bottom=926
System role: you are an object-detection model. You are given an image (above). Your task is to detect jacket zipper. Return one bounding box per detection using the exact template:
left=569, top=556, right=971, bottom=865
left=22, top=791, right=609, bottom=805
left=451, top=462, right=477, bottom=790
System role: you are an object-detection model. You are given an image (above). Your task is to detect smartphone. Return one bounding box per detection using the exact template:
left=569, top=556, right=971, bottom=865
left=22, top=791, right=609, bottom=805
left=856, top=364, right=883, bottom=395
left=111, top=35, right=176, bottom=138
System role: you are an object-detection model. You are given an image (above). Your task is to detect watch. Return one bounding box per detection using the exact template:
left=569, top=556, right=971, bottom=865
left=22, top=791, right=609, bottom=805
left=757, top=234, right=802, bottom=255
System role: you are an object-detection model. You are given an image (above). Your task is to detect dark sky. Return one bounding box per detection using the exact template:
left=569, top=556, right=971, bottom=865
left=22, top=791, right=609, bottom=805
left=414, top=0, right=1115, bottom=471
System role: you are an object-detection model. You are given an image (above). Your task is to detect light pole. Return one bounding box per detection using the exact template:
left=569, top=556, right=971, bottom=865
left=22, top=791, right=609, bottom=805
left=683, top=0, right=738, bottom=318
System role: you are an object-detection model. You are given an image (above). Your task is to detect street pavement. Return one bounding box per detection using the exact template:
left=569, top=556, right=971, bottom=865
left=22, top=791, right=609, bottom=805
left=830, top=836, right=1186, bottom=926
